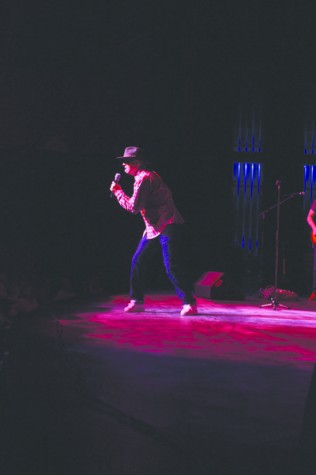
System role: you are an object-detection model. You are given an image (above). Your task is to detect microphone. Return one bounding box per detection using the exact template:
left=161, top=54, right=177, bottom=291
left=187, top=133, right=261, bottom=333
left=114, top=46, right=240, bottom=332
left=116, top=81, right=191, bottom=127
left=114, top=173, right=121, bottom=183
left=298, top=191, right=305, bottom=195
left=110, top=173, right=121, bottom=198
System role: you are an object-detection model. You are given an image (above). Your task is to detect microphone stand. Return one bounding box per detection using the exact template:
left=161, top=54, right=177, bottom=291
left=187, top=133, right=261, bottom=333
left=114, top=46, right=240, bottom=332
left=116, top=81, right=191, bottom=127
left=259, top=182, right=303, bottom=310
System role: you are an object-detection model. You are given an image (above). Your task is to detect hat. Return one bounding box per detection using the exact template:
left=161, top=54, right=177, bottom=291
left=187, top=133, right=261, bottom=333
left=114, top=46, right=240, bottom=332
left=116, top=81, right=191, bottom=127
left=116, top=146, right=148, bottom=163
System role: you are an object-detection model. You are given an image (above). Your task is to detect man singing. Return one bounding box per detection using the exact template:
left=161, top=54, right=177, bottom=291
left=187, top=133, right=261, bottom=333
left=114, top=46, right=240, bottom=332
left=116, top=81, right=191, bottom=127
left=110, top=146, right=197, bottom=316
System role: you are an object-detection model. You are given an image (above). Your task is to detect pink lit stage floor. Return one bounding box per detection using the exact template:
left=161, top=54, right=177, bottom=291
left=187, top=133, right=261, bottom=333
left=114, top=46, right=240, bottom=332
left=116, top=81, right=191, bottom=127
left=64, top=293, right=316, bottom=367
left=4, top=292, right=316, bottom=474
left=52, top=293, right=316, bottom=474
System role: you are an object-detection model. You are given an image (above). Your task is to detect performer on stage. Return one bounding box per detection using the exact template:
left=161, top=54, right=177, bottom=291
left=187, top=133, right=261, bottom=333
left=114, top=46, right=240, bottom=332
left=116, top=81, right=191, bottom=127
left=110, top=146, right=197, bottom=316
left=306, top=200, right=316, bottom=300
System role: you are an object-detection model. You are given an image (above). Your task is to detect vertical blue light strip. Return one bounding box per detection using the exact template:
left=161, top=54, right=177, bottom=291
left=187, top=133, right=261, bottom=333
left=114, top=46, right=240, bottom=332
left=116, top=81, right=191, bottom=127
left=312, top=166, right=316, bottom=202
left=248, top=163, right=255, bottom=250
left=233, top=161, right=262, bottom=256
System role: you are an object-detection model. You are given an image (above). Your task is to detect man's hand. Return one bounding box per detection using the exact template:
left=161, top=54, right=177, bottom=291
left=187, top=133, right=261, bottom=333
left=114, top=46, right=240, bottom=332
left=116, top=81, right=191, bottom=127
left=110, top=182, right=122, bottom=194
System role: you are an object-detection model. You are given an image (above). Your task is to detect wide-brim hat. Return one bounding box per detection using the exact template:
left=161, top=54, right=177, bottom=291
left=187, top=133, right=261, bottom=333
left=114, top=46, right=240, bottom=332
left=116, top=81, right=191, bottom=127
left=115, top=146, right=150, bottom=163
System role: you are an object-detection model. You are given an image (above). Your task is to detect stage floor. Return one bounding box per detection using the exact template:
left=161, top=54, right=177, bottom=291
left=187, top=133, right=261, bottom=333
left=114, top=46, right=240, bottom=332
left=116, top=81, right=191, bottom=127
left=2, top=292, right=316, bottom=474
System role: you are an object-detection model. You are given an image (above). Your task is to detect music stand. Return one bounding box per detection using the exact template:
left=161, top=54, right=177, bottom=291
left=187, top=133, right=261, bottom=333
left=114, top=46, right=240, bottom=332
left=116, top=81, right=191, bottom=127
left=260, top=180, right=292, bottom=310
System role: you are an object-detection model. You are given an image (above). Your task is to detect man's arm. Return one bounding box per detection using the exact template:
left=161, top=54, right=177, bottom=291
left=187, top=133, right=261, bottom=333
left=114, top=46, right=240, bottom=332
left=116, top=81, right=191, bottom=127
left=110, top=175, right=149, bottom=214
left=307, top=208, right=316, bottom=237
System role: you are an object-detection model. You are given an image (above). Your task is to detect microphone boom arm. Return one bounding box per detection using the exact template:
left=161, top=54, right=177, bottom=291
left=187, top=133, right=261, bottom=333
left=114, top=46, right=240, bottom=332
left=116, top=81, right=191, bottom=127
left=259, top=191, right=304, bottom=219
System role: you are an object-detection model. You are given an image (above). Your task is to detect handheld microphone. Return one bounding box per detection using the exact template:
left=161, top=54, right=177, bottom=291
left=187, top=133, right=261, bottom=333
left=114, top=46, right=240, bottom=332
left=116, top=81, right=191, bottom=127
left=114, top=173, right=121, bottom=183
left=110, top=173, right=121, bottom=198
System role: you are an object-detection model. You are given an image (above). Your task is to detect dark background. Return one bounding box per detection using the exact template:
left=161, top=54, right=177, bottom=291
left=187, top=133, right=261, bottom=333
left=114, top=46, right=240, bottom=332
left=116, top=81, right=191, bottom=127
left=0, top=1, right=315, bottom=295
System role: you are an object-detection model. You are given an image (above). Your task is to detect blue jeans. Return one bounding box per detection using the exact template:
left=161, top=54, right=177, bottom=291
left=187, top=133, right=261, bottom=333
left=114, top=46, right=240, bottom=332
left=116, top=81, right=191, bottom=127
left=313, top=246, right=316, bottom=291
left=130, top=224, right=196, bottom=304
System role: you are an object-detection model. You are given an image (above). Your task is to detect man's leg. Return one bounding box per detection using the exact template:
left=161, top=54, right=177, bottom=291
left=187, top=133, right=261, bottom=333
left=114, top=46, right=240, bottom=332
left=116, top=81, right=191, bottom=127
left=309, top=246, right=316, bottom=300
left=160, top=225, right=197, bottom=314
left=128, top=236, right=158, bottom=304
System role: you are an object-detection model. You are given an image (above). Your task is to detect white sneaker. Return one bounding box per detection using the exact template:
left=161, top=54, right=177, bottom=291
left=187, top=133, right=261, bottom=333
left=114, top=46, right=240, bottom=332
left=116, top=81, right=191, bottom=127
left=124, top=300, right=144, bottom=313
left=180, top=304, right=198, bottom=316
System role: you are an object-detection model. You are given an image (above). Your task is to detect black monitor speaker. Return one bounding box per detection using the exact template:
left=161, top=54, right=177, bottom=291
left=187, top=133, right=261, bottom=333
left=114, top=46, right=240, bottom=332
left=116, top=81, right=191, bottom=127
left=194, top=271, right=243, bottom=300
